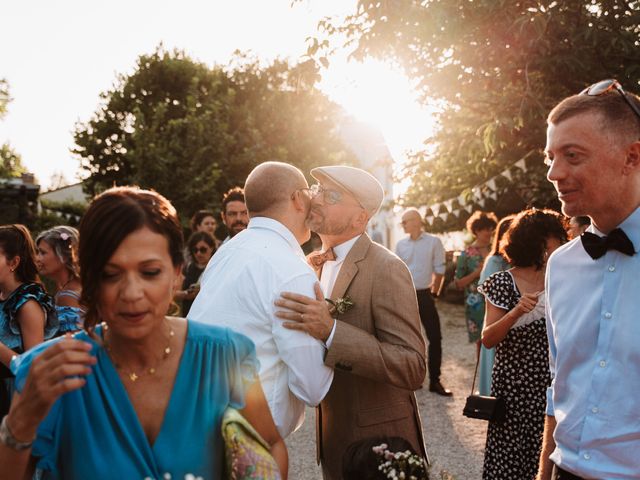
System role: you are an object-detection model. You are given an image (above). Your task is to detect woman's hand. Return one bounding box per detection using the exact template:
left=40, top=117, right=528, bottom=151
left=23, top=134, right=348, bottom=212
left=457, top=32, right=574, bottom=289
left=513, top=292, right=542, bottom=316
left=7, top=336, right=95, bottom=442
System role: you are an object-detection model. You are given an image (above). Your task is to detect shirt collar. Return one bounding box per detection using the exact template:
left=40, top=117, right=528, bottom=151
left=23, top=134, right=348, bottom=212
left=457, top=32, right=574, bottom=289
left=247, top=217, right=304, bottom=256
left=332, top=234, right=362, bottom=262
left=588, top=206, right=640, bottom=253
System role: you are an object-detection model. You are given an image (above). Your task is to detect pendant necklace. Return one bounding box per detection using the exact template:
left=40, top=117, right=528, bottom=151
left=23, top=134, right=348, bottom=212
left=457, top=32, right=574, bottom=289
left=104, top=322, right=175, bottom=382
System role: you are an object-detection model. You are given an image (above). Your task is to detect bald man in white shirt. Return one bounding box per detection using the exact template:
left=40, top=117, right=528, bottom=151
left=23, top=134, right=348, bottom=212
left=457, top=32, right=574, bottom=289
left=188, top=161, right=333, bottom=438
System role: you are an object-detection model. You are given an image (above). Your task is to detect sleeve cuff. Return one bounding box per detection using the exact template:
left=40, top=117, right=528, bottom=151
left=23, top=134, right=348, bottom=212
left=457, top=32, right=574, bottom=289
left=545, top=386, right=555, bottom=416
left=324, top=319, right=337, bottom=349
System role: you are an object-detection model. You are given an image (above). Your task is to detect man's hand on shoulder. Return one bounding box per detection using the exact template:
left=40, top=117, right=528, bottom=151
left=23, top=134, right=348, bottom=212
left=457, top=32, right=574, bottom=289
left=275, top=283, right=335, bottom=342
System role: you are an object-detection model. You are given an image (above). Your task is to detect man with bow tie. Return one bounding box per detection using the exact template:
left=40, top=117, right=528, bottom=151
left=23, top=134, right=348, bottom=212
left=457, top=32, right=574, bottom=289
left=275, top=165, right=427, bottom=480
left=537, top=80, right=640, bottom=480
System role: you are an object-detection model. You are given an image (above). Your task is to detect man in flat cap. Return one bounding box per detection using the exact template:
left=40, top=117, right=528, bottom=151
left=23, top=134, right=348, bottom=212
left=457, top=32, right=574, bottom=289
left=276, top=165, right=428, bottom=479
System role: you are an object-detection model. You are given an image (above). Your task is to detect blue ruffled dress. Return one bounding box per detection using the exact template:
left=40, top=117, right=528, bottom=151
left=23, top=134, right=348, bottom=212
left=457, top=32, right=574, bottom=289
left=11, top=320, right=259, bottom=480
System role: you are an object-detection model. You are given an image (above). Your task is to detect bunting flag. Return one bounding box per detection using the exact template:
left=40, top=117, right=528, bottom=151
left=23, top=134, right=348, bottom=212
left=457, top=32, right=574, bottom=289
left=472, top=188, right=482, bottom=200
left=501, top=168, right=513, bottom=181
left=486, top=177, right=497, bottom=192
left=451, top=209, right=461, bottom=219
left=439, top=212, right=449, bottom=222
left=458, top=194, right=466, bottom=205
left=431, top=204, right=440, bottom=216
left=514, top=158, right=527, bottom=171
left=425, top=216, right=434, bottom=225
left=443, top=199, right=453, bottom=212
left=477, top=198, right=486, bottom=208
left=488, top=191, right=499, bottom=201
left=464, top=204, right=474, bottom=214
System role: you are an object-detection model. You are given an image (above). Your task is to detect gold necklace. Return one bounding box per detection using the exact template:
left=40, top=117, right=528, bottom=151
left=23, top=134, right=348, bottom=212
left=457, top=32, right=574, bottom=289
left=103, top=322, right=175, bottom=382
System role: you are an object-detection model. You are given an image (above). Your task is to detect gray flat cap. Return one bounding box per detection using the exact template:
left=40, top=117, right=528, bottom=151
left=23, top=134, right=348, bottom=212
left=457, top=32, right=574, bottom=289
left=310, top=165, right=384, bottom=217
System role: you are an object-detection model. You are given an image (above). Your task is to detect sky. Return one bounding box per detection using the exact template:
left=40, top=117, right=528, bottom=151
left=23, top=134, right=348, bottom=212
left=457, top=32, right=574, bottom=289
left=0, top=0, right=435, bottom=190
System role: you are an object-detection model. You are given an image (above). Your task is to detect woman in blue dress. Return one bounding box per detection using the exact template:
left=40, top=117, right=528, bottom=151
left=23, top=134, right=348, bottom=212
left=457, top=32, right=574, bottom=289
left=477, top=214, right=514, bottom=395
left=1, top=187, right=287, bottom=479
left=36, top=226, right=84, bottom=333
left=0, top=225, right=57, bottom=418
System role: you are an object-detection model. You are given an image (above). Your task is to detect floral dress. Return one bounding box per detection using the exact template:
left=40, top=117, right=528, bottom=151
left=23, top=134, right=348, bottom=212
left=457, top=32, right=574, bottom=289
left=0, top=282, right=57, bottom=417
left=479, top=271, right=550, bottom=480
left=455, top=245, right=486, bottom=342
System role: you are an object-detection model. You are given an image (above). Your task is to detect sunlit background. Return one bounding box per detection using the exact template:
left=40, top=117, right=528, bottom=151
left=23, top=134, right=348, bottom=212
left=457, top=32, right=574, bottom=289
left=0, top=0, right=435, bottom=195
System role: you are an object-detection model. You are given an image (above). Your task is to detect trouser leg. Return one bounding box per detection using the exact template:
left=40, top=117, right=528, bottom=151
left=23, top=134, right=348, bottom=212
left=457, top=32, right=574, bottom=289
left=417, top=289, right=442, bottom=384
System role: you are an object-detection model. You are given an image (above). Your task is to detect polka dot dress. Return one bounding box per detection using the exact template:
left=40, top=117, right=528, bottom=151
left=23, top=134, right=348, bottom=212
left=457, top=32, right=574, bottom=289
left=479, top=271, right=551, bottom=480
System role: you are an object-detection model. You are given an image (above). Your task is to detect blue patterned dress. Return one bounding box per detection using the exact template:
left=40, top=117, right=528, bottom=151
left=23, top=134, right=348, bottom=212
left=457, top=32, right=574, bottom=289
left=0, top=282, right=57, bottom=416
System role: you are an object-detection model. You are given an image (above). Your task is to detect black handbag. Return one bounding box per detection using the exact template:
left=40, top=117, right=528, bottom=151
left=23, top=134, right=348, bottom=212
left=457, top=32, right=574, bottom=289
left=462, top=353, right=506, bottom=423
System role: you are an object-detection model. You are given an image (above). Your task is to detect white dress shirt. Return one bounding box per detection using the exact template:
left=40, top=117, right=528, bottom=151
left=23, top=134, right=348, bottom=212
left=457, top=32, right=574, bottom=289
left=320, top=235, right=361, bottom=297
left=188, top=217, right=334, bottom=437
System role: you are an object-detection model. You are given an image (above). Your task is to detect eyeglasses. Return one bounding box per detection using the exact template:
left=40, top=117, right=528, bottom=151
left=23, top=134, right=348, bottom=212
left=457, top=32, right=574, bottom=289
left=309, top=184, right=362, bottom=208
left=192, top=246, right=210, bottom=254
left=581, top=79, right=640, bottom=121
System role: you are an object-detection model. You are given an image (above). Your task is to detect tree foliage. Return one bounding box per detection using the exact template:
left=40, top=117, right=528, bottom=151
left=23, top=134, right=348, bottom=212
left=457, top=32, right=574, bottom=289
left=0, top=78, right=10, bottom=120
left=316, top=0, right=640, bottom=230
left=0, top=143, right=26, bottom=179
left=73, top=47, right=355, bottom=220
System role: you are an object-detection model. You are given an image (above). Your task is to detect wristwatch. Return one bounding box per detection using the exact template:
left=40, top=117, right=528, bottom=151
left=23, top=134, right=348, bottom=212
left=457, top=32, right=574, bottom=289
left=0, top=415, right=34, bottom=451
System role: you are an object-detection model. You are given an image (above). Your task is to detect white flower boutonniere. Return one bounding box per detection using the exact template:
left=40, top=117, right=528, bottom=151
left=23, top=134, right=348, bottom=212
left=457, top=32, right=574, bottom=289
left=326, top=295, right=354, bottom=315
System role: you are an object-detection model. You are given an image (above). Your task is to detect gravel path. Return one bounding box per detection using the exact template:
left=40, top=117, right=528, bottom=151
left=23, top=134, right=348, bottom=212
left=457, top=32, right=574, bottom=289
left=285, top=300, right=487, bottom=480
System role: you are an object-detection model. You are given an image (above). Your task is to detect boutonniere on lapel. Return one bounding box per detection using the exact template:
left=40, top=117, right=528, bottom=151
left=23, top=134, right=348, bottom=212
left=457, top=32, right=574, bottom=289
left=326, top=295, right=354, bottom=315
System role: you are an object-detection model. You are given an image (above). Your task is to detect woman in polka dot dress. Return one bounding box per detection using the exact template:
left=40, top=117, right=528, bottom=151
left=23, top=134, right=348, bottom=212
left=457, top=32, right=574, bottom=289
left=478, top=209, right=568, bottom=480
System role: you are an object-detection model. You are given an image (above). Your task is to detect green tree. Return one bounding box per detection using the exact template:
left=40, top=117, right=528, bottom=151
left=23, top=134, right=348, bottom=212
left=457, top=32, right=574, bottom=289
left=0, top=143, right=26, bottom=179
left=73, top=47, right=355, bottom=220
left=315, top=0, right=640, bottom=230
left=0, top=79, right=10, bottom=120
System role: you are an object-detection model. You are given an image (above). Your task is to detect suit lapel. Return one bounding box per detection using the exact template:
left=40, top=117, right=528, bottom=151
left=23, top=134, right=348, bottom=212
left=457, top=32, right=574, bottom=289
left=329, top=234, right=371, bottom=300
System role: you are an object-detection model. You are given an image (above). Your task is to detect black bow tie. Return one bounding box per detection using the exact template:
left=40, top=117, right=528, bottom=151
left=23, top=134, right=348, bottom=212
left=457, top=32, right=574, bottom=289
left=580, top=229, right=635, bottom=260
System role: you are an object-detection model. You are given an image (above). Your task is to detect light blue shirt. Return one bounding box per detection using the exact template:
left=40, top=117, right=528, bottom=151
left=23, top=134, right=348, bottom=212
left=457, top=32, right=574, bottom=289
left=545, top=206, right=640, bottom=479
left=395, top=232, right=445, bottom=290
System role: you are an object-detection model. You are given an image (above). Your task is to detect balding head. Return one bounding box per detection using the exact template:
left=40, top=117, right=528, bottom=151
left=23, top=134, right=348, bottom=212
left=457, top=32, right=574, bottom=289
left=401, top=208, right=424, bottom=237
left=244, top=161, right=308, bottom=216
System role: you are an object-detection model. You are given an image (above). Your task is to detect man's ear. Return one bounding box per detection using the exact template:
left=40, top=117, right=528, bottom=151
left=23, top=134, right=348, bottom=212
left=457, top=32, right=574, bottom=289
left=292, top=190, right=309, bottom=212
left=623, top=140, right=640, bottom=174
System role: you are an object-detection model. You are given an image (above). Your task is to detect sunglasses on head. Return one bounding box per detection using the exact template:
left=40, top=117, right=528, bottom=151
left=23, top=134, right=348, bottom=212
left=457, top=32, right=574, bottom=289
left=581, top=79, right=640, bottom=121
left=192, top=246, right=210, bottom=254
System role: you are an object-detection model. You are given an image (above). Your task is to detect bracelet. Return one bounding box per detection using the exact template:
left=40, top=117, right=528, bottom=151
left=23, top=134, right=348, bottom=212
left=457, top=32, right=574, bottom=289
left=0, top=415, right=34, bottom=451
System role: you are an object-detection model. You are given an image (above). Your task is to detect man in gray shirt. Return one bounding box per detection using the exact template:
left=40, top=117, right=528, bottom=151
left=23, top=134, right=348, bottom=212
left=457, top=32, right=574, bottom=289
left=396, top=208, right=451, bottom=396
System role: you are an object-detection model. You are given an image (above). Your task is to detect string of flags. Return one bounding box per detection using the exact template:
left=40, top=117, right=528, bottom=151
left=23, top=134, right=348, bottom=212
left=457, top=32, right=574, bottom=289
left=419, top=158, right=528, bottom=225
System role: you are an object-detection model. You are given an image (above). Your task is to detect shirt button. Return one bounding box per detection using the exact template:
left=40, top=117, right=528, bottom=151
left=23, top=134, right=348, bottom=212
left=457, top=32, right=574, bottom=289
left=599, top=360, right=606, bottom=368
left=608, top=265, right=615, bottom=272
left=604, top=312, right=612, bottom=319
left=591, top=407, right=598, bottom=414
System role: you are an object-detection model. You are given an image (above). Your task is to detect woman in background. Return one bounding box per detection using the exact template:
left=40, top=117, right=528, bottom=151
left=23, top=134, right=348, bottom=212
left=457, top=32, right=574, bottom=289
left=176, top=231, right=216, bottom=317
left=477, top=214, right=515, bottom=395
left=454, top=210, right=498, bottom=356
left=479, top=209, right=567, bottom=480
left=36, top=226, right=83, bottom=333
left=190, top=209, right=220, bottom=248
left=0, top=225, right=56, bottom=417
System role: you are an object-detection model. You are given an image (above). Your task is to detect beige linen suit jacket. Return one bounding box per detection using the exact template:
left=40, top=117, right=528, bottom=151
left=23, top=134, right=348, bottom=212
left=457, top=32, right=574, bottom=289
left=317, top=233, right=428, bottom=480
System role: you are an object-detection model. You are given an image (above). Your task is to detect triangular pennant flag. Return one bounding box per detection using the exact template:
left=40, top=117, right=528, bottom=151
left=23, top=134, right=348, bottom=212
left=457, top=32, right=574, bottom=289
left=431, top=204, right=440, bottom=216
left=486, top=178, right=497, bottom=192
left=451, top=209, right=460, bottom=218
left=464, top=204, right=474, bottom=213
left=514, top=158, right=527, bottom=171
left=489, top=191, right=499, bottom=201
left=444, top=199, right=453, bottom=212
left=478, top=198, right=486, bottom=208
left=473, top=188, right=482, bottom=200
left=501, top=168, right=513, bottom=181
left=425, top=216, right=434, bottom=225
left=457, top=194, right=466, bottom=205
left=439, top=212, right=449, bottom=222
left=418, top=206, right=428, bottom=216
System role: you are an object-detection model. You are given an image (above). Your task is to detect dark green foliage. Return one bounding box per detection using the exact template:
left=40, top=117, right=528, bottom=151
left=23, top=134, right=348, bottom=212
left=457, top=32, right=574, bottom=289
left=73, top=47, right=355, bottom=222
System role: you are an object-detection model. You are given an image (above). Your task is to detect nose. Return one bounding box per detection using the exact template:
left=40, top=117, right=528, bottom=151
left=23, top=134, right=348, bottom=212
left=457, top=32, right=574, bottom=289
left=546, top=158, right=565, bottom=183
left=120, top=273, right=145, bottom=302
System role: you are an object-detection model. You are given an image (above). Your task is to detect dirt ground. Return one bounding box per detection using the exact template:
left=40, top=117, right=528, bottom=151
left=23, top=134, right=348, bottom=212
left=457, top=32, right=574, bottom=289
left=285, top=300, right=487, bottom=480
